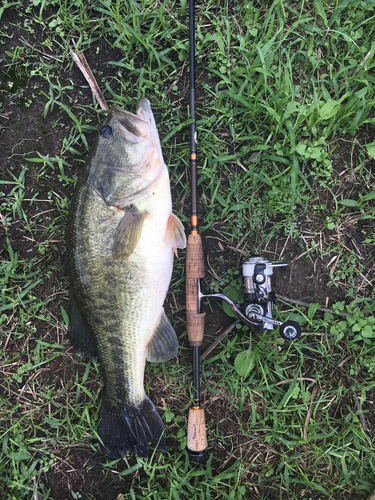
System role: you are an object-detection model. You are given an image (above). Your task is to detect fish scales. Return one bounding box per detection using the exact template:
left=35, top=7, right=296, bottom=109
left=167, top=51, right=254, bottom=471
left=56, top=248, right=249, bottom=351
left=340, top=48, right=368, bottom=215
left=66, top=99, right=186, bottom=458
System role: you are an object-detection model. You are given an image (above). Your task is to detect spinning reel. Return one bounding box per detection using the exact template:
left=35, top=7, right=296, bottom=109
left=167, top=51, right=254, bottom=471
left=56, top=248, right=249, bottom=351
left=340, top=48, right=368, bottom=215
left=200, top=257, right=302, bottom=341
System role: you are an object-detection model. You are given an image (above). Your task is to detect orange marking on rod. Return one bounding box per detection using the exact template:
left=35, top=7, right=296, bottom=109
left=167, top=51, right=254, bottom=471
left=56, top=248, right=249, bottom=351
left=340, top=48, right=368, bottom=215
left=191, top=215, right=198, bottom=226
left=191, top=153, right=196, bottom=160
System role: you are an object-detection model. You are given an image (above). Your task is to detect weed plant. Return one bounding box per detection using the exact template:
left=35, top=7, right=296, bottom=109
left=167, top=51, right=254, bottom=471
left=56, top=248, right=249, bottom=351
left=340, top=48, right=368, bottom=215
left=1, top=0, right=375, bottom=499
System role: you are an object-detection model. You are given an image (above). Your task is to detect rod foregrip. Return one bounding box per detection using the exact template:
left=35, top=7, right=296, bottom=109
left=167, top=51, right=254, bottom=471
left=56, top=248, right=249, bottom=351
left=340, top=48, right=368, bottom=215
left=186, top=233, right=205, bottom=346
left=186, top=233, right=205, bottom=278
left=187, top=406, right=207, bottom=463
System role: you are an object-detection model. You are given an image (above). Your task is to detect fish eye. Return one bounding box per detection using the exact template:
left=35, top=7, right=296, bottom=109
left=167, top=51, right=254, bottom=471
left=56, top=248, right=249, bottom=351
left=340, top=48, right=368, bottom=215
left=101, top=126, right=113, bottom=138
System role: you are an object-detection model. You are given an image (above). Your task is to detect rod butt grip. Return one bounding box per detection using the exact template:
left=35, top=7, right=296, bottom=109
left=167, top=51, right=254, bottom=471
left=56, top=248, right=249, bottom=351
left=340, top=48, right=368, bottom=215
left=187, top=406, right=207, bottom=462
left=188, top=449, right=206, bottom=463
left=187, top=311, right=206, bottom=345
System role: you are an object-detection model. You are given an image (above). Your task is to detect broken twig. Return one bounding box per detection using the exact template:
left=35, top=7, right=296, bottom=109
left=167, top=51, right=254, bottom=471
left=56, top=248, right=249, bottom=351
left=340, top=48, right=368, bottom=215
left=275, top=377, right=317, bottom=387
left=70, top=45, right=108, bottom=111
left=304, top=385, right=320, bottom=440
left=200, top=321, right=239, bottom=362
left=351, top=388, right=371, bottom=433
left=19, top=36, right=63, bottom=62
left=276, top=294, right=349, bottom=318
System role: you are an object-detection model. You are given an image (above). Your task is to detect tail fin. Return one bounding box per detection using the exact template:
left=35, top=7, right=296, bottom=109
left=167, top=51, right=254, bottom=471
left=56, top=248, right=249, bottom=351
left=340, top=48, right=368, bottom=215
left=97, top=395, right=168, bottom=459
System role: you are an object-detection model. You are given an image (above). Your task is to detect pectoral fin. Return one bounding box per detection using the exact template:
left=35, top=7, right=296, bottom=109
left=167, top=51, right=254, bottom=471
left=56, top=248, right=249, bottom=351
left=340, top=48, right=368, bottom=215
left=113, top=205, right=146, bottom=258
left=147, top=309, right=178, bottom=362
left=166, top=213, right=186, bottom=253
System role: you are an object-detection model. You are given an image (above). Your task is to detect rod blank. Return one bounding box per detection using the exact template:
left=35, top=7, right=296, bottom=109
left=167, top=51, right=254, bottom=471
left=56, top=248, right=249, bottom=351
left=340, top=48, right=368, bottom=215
left=186, top=0, right=207, bottom=463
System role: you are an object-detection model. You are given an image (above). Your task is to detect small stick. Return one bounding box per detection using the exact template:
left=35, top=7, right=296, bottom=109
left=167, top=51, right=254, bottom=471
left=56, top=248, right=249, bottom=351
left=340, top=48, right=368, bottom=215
left=279, top=223, right=294, bottom=259
left=200, top=320, right=239, bottom=361
left=276, top=294, right=349, bottom=318
left=33, top=476, right=41, bottom=500
left=304, top=385, right=319, bottom=440
left=226, top=245, right=248, bottom=256
left=69, top=46, right=108, bottom=111
left=3, top=329, right=13, bottom=351
left=357, top=48, right=372, bottom=72
left=291, top=249, right=311, bottom=263
left=275, top=377, right=317, bottom=387
left=351, top=388, right=370, bottom=433
left=19, top=36, right=63, bottom=62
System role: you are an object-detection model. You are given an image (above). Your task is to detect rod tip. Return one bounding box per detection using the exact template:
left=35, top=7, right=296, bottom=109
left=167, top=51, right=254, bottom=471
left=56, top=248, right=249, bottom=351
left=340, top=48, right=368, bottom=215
left=187, top=448, right=206, bottom=463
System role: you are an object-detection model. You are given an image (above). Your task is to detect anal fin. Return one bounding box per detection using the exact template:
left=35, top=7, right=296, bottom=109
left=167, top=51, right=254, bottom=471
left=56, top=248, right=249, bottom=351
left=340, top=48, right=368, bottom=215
left=68, top=293, right=98, bottom=361
left=147, top=309, right=178, bottom=363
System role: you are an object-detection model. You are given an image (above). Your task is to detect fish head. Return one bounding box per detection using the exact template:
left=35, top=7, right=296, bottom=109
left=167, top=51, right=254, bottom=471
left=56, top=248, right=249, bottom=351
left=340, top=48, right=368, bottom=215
left=88, top=99, right=165, bottom=207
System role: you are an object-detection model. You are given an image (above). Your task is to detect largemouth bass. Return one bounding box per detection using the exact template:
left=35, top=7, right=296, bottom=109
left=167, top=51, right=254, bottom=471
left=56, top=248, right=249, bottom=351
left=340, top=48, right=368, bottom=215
left=66, top=99, right=186, bottom=458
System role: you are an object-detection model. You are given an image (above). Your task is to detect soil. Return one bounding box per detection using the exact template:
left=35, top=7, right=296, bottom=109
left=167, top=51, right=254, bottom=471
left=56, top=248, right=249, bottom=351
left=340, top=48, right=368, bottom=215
left=1, top=3, right=375, bottom=500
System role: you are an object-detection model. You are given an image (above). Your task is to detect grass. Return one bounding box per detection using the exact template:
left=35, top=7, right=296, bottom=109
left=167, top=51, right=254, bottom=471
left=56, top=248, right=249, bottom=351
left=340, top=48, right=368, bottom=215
left=1, top=0, right=375, bottom=498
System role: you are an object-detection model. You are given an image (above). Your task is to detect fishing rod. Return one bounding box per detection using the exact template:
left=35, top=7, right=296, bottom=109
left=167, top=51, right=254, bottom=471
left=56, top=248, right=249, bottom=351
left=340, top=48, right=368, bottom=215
left=186, top=0, right=207, bottom=463
left=185, top=0, right=303, bottom=463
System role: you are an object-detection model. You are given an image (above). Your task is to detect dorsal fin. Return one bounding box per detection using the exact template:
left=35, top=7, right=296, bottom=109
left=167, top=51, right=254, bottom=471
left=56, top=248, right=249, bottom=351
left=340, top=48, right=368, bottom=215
left=147, top=309, right=178, bottom=363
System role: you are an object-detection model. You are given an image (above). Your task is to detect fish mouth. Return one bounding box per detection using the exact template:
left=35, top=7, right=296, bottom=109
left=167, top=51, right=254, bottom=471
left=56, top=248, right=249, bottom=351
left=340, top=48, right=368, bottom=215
left=111, top=109, right=147, bottom=144
left=110, top=99, right=164, bottom=208
left=135, top=99, right=155, bottom=127
left=112, top=99, right=156, bottom=144
left=136, top=98, right=163, bottom=165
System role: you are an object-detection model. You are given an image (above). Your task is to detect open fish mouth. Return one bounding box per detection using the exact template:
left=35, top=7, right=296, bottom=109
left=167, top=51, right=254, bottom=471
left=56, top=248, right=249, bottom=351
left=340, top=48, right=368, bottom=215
left=136, top=98, right=163, bottom=162
left=113, top=100, right=164, bottom=208
left=110, top=99, right=156, bottom=145
left=136, top=98, right=155, bottom=126
left=112, top=108, right=149, bottom=143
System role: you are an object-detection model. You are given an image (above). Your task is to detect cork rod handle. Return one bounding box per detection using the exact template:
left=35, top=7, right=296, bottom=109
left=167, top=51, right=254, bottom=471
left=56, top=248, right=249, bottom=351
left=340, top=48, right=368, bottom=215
left=187, top=407, right=208, bottom=451
left=186, top=234, right=206, bottom=346
left=186, top=233, right=207, bottom=462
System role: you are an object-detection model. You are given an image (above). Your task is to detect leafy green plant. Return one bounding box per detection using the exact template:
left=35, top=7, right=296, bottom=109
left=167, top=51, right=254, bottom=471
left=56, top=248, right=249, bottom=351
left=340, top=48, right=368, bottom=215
left=234, top=348, right=257, bottom=379
left=340, top=189, right=375, bottom=219
left=329, top=301, right=375, bottom=344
